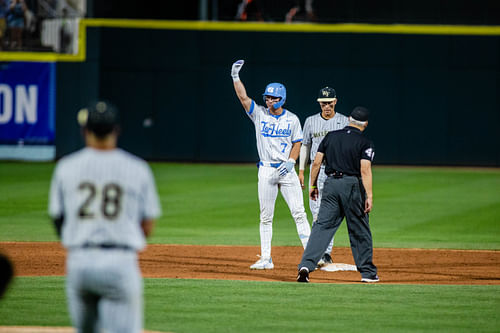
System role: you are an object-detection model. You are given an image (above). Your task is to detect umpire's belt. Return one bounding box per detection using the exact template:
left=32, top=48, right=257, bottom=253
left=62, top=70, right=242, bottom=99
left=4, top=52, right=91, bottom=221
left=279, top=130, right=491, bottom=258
left=327, top=171, right=358, bottom=178
left=81, top=243, right=134, bottom=251
left=259, top=161, right=283, bottom=168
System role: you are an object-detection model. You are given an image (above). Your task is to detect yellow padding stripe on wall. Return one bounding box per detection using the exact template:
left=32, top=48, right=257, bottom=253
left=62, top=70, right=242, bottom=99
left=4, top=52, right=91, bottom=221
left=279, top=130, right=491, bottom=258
left=1, top=19, right=499, bottom=63
left=84, top=19, right=500, bottom=36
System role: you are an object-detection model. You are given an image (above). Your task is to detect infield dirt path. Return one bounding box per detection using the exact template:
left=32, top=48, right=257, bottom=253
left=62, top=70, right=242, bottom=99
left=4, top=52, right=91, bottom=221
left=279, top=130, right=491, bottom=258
left=2, top=242, right=500, bottom=285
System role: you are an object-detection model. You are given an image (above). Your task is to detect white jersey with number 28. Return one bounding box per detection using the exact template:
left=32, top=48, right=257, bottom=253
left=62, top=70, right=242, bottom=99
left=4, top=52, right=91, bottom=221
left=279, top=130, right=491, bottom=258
left=49, top=147, right=161, bottom=251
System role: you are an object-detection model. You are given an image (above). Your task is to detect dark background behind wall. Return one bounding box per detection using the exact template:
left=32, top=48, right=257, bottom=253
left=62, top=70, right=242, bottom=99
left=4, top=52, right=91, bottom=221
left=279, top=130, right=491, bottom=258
left=89, top=0, right=500, bottom=25
left=56, top=25, right=500, bottom=166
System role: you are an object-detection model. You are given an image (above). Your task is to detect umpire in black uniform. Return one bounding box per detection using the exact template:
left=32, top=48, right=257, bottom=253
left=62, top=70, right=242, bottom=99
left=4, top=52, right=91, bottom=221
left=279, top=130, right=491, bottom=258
left=297, top=106, right=379, bottom=283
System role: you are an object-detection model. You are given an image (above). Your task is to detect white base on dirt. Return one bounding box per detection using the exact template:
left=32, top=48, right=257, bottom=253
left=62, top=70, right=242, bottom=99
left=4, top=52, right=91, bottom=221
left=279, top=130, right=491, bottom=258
left=320, top=263, right=357, bottom=272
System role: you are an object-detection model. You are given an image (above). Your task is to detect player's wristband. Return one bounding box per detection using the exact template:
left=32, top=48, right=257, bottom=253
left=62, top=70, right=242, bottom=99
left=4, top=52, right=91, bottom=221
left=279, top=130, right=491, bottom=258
left=232, top=75, right=240, bottom=82
left=310, top=185, right=317, bottom=189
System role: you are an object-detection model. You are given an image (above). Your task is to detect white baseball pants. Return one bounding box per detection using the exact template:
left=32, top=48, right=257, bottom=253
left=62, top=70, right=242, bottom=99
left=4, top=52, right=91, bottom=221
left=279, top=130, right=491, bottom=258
left=66, top=249, right=143, bottom=333
left=258, top=165, right=311, bottom=259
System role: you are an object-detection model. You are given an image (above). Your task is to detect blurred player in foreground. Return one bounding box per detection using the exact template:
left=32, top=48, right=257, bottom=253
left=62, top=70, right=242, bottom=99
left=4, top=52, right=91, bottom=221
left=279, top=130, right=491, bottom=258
left=297, top=107, right=378, bottom=283
left=0, top=253, right=13, bottom=299
left=231, top=60, right=311, bottom=269
left=49, top=101, right=162, bottom=332
left=299, top=87, right=349, bottom=267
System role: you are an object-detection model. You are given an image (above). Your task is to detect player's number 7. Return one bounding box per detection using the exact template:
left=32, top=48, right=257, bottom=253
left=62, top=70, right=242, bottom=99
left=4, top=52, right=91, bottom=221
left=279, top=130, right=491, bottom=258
left=280, top=143, right=287, bottom=153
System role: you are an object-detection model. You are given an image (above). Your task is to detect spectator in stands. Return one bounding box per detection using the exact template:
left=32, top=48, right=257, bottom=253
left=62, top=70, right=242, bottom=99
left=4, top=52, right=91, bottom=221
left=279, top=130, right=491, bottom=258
left=285, top=0, right=316, bottom=22
left=7, top=0, right=27, bottom=50
left=59, top=7, right=72, bottom=53
left=235, top=0, right=271, bottom=22
left=0, top=0, right=7, bottom=50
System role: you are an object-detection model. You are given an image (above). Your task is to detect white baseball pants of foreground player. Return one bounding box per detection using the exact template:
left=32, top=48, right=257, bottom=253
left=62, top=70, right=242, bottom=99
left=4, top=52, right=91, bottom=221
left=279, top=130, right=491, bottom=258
left=66, top=249, right=142, bottom=333
left=258, top=165, right=311, bottom=259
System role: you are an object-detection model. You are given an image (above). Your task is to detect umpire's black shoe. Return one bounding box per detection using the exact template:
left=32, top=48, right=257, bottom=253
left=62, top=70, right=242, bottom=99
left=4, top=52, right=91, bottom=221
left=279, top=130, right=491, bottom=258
left=361, top=275, right=379, bottom=283
left=297, top=267, right=309, bottom=283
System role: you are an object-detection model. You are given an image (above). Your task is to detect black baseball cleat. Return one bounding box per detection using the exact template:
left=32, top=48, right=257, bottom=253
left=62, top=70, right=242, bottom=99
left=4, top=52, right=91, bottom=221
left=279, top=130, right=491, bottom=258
left=323, top=253, right=333, bottom=264
left=297, top=267, right=309, bottom=283
left=316, top=253, right=333, bottom=268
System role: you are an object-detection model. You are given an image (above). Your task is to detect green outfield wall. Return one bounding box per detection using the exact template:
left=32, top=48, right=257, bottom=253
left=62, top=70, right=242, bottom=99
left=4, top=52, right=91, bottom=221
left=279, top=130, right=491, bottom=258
left=54, top=21, right=500, bottom=166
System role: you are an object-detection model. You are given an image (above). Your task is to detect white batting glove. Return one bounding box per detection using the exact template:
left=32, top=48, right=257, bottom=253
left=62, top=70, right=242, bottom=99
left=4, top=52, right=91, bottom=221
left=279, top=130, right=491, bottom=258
left=278, top=158, right=296, bottom=176
left=231, top=60, right=244, bottom=82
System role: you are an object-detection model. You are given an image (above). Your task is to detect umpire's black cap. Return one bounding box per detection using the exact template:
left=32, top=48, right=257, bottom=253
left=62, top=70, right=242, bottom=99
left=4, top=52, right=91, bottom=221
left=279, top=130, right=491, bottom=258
left=350, top=106, right=370, bottom=121
left=77, top=100, right=120, bottom=137
left=317, top=86, right=337, bottom=102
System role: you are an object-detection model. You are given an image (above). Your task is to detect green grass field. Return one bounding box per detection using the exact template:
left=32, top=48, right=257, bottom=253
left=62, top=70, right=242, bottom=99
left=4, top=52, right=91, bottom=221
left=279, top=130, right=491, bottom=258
left=0, top=162, right=499, bottom=332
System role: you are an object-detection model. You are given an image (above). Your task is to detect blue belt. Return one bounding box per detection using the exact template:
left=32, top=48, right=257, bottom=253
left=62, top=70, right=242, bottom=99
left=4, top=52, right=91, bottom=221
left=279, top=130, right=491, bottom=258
left=259, top=161, right=282, bottom=168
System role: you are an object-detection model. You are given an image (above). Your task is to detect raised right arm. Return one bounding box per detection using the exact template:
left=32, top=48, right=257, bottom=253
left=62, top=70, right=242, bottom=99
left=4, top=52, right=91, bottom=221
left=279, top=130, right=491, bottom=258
left=231, top=60, right=252, bottom=112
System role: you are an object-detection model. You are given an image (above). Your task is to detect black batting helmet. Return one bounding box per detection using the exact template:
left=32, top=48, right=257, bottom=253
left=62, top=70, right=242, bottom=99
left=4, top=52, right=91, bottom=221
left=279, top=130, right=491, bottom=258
left=77, top=100, right=120, bottom=137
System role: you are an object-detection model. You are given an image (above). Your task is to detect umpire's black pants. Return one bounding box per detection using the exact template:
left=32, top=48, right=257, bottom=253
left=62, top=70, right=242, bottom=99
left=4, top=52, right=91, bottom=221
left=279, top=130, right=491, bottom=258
left=298, top=175, right=378, bottom=279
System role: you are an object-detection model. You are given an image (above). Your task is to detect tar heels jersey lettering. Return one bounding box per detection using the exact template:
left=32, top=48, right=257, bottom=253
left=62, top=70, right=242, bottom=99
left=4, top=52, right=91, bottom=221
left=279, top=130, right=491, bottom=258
left=246, top=100, right=303, bottom=163
left=260, top=121, right=292, bottom=137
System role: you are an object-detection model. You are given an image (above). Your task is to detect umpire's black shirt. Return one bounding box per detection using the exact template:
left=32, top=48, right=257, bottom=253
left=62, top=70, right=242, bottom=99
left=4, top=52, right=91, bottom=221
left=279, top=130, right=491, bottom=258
left=317, top=125, right=375, bottom=176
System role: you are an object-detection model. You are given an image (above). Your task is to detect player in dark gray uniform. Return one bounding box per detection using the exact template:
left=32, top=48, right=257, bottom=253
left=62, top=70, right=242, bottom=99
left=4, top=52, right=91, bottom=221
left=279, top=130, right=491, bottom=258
left=297, top=106, right=379, bottom=283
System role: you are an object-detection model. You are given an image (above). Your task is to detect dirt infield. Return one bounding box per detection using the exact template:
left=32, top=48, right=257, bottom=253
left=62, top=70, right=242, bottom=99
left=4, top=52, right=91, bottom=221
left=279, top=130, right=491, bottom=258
left=1, top=242, right=500, bottom=285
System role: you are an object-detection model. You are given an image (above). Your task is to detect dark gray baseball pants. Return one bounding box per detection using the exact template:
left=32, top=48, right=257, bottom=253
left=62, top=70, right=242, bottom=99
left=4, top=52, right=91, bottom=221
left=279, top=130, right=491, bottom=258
left=298, top=175, right=378, bottom=279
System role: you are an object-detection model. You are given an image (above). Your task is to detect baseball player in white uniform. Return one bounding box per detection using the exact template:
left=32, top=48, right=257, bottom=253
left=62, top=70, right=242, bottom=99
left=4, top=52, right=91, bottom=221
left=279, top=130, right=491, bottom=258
left=299, top=87, right=349, bottom=266
left=49, top=101, right=161, bottom=333
left=231, top=60, right=311, bottom=269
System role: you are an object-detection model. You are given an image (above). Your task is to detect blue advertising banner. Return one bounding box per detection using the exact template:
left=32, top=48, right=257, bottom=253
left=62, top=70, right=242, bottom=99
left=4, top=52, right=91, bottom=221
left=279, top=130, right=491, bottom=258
left=0, top=62, right=56, bottom=143
left=0, top=62, right=56, bottom=160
